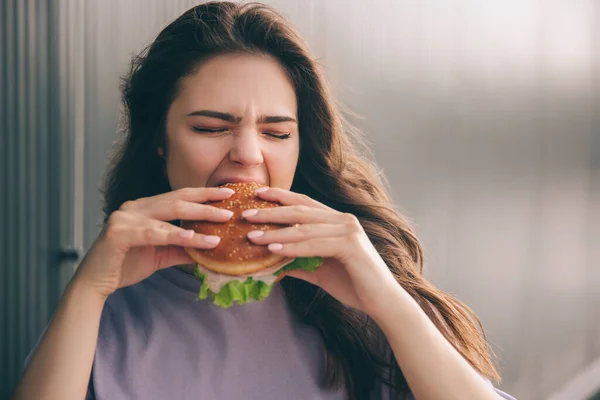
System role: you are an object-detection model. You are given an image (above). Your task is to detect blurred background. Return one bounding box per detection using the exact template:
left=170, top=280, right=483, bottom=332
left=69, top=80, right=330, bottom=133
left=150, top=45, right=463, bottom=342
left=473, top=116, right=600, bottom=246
left=1, top=0, right=599, bottom=399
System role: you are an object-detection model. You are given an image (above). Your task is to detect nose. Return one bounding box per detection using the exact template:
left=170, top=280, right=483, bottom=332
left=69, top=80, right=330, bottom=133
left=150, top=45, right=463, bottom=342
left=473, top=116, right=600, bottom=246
left=228, top=130, right=264, bottom=167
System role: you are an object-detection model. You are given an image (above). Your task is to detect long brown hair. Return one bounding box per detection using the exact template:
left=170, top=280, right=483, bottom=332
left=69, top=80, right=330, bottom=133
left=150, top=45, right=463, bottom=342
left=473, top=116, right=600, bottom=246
left=103, top=2, right=500, bottom=398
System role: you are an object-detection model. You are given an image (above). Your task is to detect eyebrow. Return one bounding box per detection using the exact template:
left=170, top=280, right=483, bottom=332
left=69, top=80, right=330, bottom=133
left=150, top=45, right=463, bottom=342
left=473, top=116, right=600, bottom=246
left=187, top=110, right=297, bottom=124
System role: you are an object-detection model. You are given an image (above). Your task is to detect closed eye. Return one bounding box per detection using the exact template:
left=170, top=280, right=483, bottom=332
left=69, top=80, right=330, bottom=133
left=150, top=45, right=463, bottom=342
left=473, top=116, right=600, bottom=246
left=264, top=132, right=291, bottom=140
left=192, top=127, right=229, bottom=133
left=192, top=127, right=290, bottom=140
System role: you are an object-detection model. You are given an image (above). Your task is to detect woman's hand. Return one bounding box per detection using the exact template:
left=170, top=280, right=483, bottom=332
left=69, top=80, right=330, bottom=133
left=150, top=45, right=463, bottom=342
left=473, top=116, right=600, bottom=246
left=244, top=187, right=400, bottom=317
left=73, top=187, right=236, bottom=298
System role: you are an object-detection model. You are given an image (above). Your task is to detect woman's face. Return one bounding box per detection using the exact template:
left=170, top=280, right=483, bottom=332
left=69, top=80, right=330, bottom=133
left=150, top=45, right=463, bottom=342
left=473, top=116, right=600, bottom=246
left=163, top=53, right=300, bottom=190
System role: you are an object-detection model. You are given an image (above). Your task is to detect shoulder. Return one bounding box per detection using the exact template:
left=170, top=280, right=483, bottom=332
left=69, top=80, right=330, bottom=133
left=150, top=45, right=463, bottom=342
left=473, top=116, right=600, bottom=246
left=98, top=269, right=203, bottom=342
left=101, top=279, right=152, bottom=325
left=101, top=269, right=183, bottom=318
left=98, top=274, right=173, bottom=343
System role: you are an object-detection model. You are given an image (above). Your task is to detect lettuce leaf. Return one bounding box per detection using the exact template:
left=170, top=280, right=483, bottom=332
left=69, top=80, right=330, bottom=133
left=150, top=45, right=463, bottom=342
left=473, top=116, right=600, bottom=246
left=274, top=256, right=323, bottom=276
left=195, top=257, right=323, bottom=308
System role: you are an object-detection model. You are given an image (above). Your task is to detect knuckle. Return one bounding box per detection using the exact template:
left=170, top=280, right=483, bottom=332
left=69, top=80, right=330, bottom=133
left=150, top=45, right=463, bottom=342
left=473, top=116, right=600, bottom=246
left=347, top=231, right=364, bottom=245
left=104, top=221, right=126, bottom=241
left=143, top=227, right=158, bottom=242
left=297, top=224, right=311, bottom=233
left=299, top=194, right=311, bottom=204
left=172, top=200, right=188, bottom=216
left=119, top=201, right=133, bottom=211
left=177, top=187, right=196, bottom=198
left=119, top=200, right=138, bottom=212
left=343, top=214, right=363, bottom=234
left=156, top=220, right=176, bottom=231
left=107, top=210, right=126, bottom=226
left=295, top=205, right=311, bottom=214
left=343, top=212, right=359, bottom=225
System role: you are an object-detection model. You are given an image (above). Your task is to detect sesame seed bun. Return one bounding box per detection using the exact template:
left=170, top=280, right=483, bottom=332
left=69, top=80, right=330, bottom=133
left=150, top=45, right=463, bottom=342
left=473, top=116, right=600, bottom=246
left=181, top=182, right=293, bottom=276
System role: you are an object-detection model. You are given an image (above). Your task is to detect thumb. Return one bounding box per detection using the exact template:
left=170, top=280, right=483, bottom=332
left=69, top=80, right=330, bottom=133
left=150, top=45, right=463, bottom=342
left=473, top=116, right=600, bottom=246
left=156, top=246, right=195, bottom=269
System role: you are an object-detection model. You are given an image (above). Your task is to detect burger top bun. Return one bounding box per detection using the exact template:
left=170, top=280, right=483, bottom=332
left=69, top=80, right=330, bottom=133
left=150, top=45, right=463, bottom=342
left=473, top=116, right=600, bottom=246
left=181, top=182, right=293, bottom=276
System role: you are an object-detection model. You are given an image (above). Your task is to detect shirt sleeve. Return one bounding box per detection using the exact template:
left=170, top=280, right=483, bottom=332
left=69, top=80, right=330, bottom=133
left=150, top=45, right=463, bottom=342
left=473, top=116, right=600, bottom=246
left=492, top=386, right=517, bottom=400
left=401, top=385, right=516, bottom=400
left=376, top=376, right=517, bottom=399
left=485, top=378, right=517, bottom=399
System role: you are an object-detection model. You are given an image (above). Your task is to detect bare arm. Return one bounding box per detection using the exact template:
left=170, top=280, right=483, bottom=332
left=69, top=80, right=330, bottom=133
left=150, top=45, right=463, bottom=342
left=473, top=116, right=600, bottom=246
left=11, top=187, right=235, bottom=400
left=373, top=285, right=503, bottom=400
left=249, top=188, right=505, bottom=399
left=11, top=277, right=106, bottom=400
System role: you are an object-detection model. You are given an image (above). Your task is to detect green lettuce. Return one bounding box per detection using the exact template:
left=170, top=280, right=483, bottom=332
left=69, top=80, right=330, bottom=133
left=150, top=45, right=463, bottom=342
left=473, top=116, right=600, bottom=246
left=195, top=257, right=323, bottom=308
left=274, top=256, right=323, bottom=276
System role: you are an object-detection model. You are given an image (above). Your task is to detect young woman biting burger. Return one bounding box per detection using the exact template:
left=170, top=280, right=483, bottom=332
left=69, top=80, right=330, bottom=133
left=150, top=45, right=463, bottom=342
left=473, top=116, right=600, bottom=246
left=14, top=2, right=515, bottom=400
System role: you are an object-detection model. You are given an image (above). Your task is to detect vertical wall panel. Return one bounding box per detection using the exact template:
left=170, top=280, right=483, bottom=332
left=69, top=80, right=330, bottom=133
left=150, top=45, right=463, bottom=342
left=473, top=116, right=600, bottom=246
left=1, top=1, right=43, bottom=397
left=0, top=0, right=82, bottom=397
left=17, top=0, right=28, bottom=379
left=0, top=0, right=5, bottom=391
left=4, top=0, right=17, bottom=396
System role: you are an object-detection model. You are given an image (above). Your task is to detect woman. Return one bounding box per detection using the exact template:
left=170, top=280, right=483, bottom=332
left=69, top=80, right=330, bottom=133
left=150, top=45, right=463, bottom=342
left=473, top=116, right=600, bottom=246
left=14, top=2, right=515, bottom=399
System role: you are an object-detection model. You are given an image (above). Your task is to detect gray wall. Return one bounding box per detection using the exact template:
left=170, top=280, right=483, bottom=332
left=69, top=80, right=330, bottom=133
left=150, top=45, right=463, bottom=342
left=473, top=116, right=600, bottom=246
left=2, top=1, right=599, bottom=399
left=1, top=0, right=83, bottom=397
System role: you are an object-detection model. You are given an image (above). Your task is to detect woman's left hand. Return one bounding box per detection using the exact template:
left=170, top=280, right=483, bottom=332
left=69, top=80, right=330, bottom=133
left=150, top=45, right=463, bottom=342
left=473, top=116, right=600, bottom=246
left=243, top=187, right=400, bottom=317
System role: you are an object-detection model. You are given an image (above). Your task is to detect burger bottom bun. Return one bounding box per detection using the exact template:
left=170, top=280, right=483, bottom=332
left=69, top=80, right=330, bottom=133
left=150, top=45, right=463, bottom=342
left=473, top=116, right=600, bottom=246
left=185, top=246, right=294, bottom=276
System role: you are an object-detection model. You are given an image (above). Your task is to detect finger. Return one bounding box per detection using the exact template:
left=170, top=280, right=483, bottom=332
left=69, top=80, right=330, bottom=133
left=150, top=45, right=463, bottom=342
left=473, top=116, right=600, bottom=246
left=107, top=220, right=222, bottom=250
left=247, top=223, right=347, bottom=244
left=154, top=245, right=196, bottom=270
left=157, top=186, right=236, bottom=203
left=254, top=187, right=333, bottom=211
left=241, top=205, right=343, bottom=225
left=120, top=186, right=235, bottom=216
left=136, top=200, right=234, bottom=222
left=266, top=237, right=348, bottom=258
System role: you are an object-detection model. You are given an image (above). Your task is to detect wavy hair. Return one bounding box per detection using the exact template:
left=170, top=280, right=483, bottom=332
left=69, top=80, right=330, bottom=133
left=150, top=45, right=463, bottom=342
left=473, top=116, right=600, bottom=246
left=102, top=2, right=500, bottom=398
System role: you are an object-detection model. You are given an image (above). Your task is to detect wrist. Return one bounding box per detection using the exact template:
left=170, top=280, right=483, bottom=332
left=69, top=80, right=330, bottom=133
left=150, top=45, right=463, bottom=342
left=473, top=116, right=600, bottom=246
left=67, top=274, right=111, bottom=304
left=368, top=281, right=423, bottom=329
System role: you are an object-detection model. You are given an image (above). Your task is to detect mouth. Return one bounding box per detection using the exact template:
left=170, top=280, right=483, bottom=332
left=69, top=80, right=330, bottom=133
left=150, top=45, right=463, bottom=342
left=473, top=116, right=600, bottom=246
left=212, top=176, right=267, bottom=187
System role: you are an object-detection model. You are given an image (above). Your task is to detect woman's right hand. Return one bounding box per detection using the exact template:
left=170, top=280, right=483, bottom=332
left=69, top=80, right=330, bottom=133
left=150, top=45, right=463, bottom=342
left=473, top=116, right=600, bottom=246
left=72, top=187, right=235, bottom=298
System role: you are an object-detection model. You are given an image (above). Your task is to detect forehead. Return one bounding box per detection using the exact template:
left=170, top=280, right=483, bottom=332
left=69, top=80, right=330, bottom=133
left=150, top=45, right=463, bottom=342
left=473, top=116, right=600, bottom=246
left=173, top=53, right=297, bottom=117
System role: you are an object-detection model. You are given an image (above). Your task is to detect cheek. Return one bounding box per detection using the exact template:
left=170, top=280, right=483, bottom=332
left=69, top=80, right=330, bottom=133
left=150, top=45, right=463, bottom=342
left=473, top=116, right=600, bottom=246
left=166, top=137, right=227, bottom=189
left=264, top=143, right=299, bottom=189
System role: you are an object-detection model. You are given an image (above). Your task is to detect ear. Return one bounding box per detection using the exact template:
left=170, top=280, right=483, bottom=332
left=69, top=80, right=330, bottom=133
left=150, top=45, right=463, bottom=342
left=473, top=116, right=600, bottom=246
left=157, top=147, right=165, bottom=159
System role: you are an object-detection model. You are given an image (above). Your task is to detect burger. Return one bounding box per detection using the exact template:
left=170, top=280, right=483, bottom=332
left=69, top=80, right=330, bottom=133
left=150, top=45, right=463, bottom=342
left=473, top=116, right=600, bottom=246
left=181, top=182, right=323, bottom=307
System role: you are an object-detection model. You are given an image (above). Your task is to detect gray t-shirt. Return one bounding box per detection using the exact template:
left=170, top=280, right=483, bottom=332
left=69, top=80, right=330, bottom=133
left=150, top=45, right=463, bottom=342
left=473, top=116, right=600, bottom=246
left=27, top=266, right=516, bottom=399
left=91, top=267, right=354, bottom=399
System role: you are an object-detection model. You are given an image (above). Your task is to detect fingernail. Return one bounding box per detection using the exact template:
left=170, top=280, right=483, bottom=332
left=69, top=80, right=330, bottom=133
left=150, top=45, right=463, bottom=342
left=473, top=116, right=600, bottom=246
left=180, top=230, right=194, bottom=238
left=242, top=209, right=258, bottom=218
left=204, top=235, right=221, bottom=245
left=219, top=188, right=235, bottom=195
left=218, top=209, right=234, bottom=218
left=268, top=243, right=283, bottom=251
left=255, top=187, right=269, bottom=193
left=247, top=230, right=265, bottom=239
